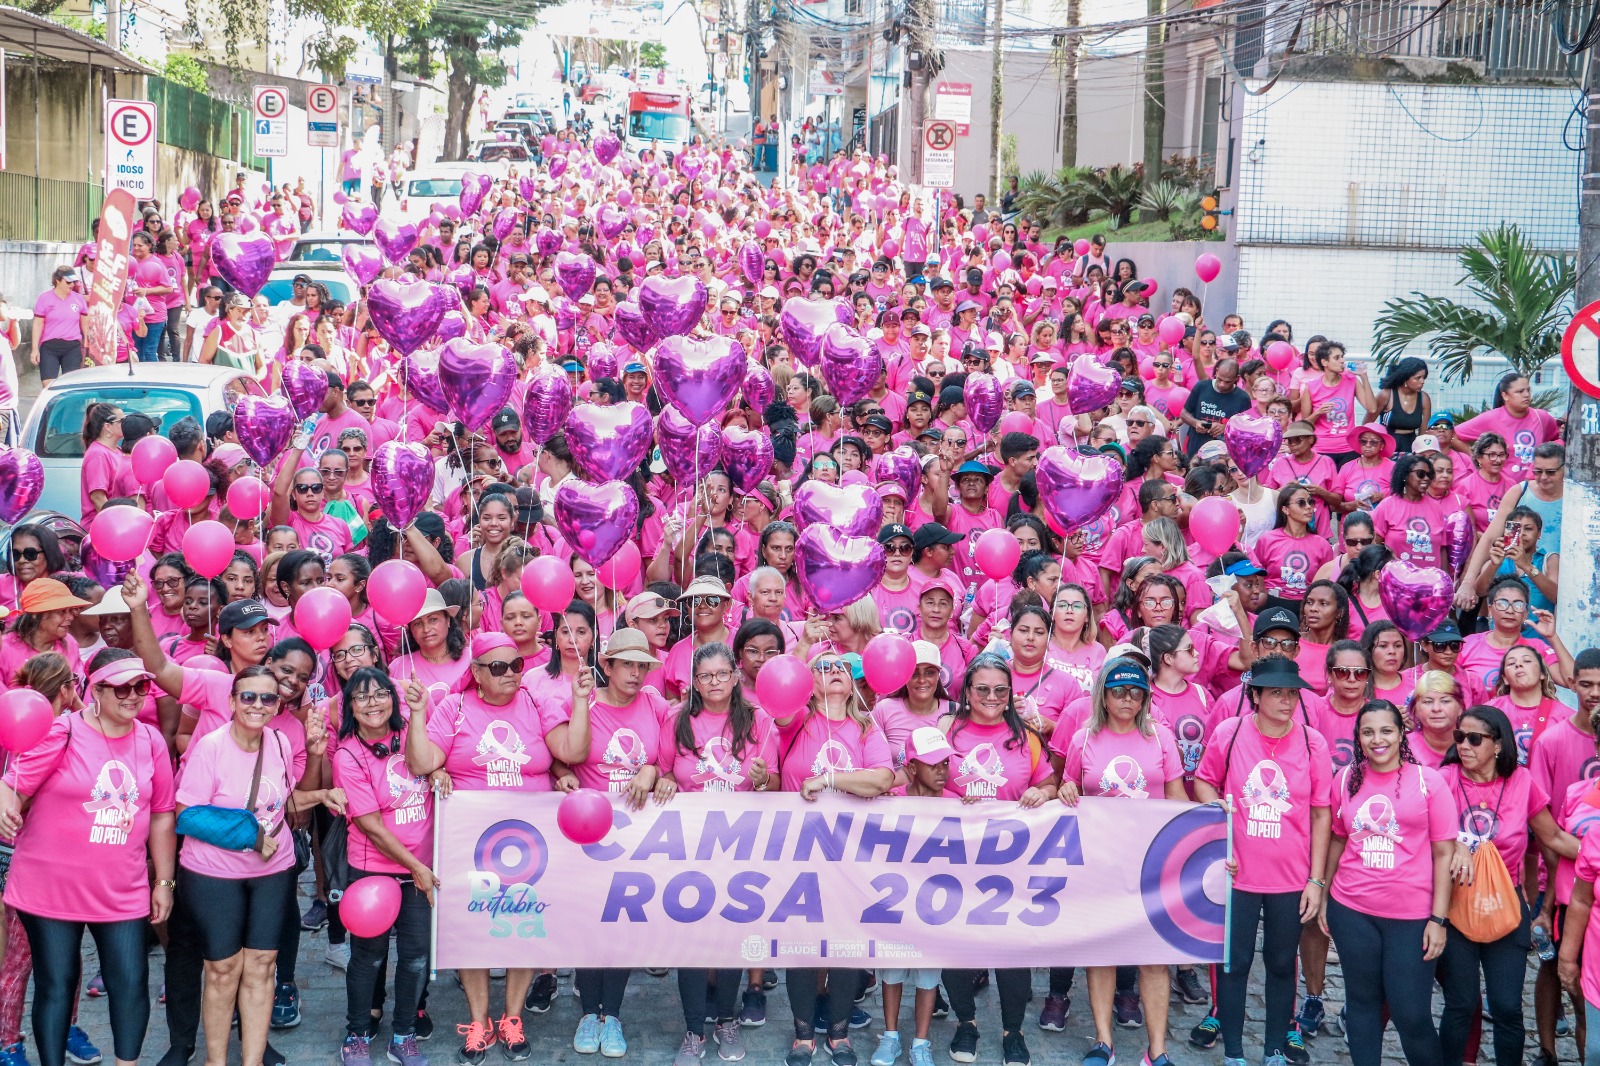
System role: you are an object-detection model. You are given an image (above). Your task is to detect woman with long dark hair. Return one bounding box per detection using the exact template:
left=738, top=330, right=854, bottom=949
left=1367, top=356, right=1431, bottom=454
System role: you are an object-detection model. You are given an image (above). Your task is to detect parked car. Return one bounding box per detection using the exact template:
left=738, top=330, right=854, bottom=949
left=17, top=364, right=266, bottom=520
left=259, top=264, right=357, bottom=307
left=398, top=166, right=469, bottom=222
left=286, top=232, right=366, bottom=264
left=466, top=141, right=530, bottom=164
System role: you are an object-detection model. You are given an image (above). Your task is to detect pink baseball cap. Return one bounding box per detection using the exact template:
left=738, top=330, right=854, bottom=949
left=918, top=573, right=963, bottom=601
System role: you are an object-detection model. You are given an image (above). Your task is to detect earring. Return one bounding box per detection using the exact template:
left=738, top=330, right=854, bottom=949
left=89, top=700, right=101, bottom=718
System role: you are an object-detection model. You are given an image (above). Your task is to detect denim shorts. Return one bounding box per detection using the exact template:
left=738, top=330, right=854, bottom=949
left=879, top=968, right=941, bottom=991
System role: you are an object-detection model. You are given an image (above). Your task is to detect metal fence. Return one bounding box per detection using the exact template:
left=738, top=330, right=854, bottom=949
left=1304, top=1, right=1581, bottom=79
left=0, top=172, right=102, bottom=243
left=147, top=77, right=254, bottom=163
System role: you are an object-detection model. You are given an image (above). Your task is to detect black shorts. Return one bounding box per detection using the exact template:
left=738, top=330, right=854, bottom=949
left=178, top=866, right=295, bottom=960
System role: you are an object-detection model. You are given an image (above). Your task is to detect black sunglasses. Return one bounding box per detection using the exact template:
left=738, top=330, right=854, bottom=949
left=1453, top=729, right=1493, bottom=748
left=475, top=657, right=526, bottom=677
left=11, top=547, right=43, bottom=562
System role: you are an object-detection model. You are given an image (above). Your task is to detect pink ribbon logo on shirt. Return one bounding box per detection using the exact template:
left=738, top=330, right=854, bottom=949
left=810, top=739, right=856, bottom=776
left=1099, top=755, right=1149, bottom=799
left=473, top=721, right=530, bottom=767
left=82, top=759, right=140, bottom=826
left=386, top=754, right=428, bottom=805
left=1241, top=760, right=1292, bottom=815
left=956, top=743, right=1007, bottom=789
left=602, top=728, right=648, bottom=770
left=694, top=736, right=746, bottom=788
left=1349, top=795, right=1403, bottom=843
left=1458, top=808, right=1499, bottom=851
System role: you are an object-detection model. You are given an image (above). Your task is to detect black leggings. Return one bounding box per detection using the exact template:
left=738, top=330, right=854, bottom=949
left=944, top=969, right=1031, bottom=1032
left=576, top=969, right=631, bottom=1018
left=1326, top=898, right=1442, bottom=1066
left=19, top=912, right=150, bottom=1066
left=1437, top=902, right=1532, bottom=1066
left=1218, top=889, right=1300, bottom=1058
left=786, top=969, right=857, bottom=1043
left=1046, top=966, right=1135, bottom=995
left=677, top=969, right=740, bottom=1033
left=346, top=872, right=431, bottom=1037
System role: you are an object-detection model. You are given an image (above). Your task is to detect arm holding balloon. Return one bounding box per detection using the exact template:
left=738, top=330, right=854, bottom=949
left=121, top=573, right=190, bottom=701
left=546, top=669, right=595, bottom=766
left=268, top=436, right=308, bottom=528
left=402, top=524, right=454, bottom=586
left=402, top=679, right=450, bottom=778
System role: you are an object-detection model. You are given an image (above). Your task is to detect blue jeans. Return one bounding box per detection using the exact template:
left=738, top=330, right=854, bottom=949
left=135, top=321, right=164, bottom=362
left=1588, top=1001, right=1600, bottom=1066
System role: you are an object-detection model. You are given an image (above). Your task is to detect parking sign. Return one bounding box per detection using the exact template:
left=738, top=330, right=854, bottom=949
left=307, top=85, right=339, bottom=148
left=253, top=85, right=288, bottom=157
left=105, top=99, right=157, bottom=198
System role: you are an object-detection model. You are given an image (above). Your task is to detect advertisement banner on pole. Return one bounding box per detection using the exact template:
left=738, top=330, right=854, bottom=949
left=933, top=82, right=972, bottom=136
left=83, top=188, right=138, bottom=364
left=307, top=85, right=339, bottom=148
left=433, top=791, right=1228, bottom=970
left=104, top=100, right=157, bottom=198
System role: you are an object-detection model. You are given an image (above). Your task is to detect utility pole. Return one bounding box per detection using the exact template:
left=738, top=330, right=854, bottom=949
left=1142, top=0, right=1165, bottom=183
left=1058, top=0, right=1079, bottom=167
left=903, top=0, right=934, bottom=183
left=989, top=0, right=1004, bottom=201
left=1559, top=49, right=1600, bottom=652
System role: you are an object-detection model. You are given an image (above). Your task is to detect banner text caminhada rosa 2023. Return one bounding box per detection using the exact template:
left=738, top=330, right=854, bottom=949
left=431, top=792, right=1231, bottom=970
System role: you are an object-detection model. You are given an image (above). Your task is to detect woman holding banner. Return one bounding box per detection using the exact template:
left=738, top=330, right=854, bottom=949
left=403, top=632, right=577, bottom=1066
left=1055, top=656, right=1186, bottom=1066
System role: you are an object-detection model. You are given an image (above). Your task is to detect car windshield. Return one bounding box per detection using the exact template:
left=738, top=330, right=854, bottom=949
left=477, top=145, right=529, bottom=162
left=407, top=178, right=462, bottom=197
left=37, top=388, right=201, bottom=459
left=289, top=241, right=346, bottom=262
left=629, top=111, right=689, bottom=142
left=260, top=276, right=355, bottom=306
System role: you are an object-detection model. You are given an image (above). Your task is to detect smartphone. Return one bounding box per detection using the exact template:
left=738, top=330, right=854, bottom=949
left=1500, top=532, right=1517, bottom=552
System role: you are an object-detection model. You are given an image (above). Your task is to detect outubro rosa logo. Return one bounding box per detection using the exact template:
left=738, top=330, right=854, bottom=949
left=468, top=819, right=553, bottom=939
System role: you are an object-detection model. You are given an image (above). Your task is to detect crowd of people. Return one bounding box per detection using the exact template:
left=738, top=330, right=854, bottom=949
left=0, top=87, right=1592, bottom=1066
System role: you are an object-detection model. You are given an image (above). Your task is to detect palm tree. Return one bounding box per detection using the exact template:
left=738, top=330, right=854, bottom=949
left=1370, top=224, right=1574, bottom=383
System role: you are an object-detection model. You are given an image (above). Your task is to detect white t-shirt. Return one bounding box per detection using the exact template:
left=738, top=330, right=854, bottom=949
left=183, top=308, right=216, bottom=362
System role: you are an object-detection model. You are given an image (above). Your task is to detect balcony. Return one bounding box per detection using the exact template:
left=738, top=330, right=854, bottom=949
left=1301, top=0, right=1580, bottom=80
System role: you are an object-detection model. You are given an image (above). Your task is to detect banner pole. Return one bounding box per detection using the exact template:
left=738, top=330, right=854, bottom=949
left=1222, top=794, right=1234, bottom=974
left=430, top=785, right=442, bottom=982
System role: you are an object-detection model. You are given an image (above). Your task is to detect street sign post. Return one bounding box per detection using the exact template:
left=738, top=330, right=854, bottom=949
left=104, top=99, right=157, bottom=199
left=253, top=85, right=288, bottom=158
left=933, top=82, right=972, bottom=137
left=306, top=85, right=339, bottom=148
left=922, top=119, right=957, bottom=189
left=1564, top=299, right=1600, bottom=400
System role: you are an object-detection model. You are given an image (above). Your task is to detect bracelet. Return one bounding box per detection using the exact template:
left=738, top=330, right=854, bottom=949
left=1307, top=878, right=1327, bottom=889
left=1428, top=915, right=1449, bottom=927
left=154, top=879, right=177, bottom=889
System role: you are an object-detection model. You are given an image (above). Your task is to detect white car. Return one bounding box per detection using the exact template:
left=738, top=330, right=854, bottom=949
left=397, top=166, right=469, bottom=223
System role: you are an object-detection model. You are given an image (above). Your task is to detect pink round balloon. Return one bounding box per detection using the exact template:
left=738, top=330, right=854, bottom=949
left=596, top=541, right=641, bottom=590
left=862, top=633, right=916, bottom=693
left=91, top=507, right=153, bottom=562
left=130, top=435, right=178, bottom=486
left=993, top=251, right=1012, bottom=271
left=293, top=585, right=353, bottom=651
left=1265, top=341, right=1296, bottom=371
left=521, top=556, right=577, bottom=612
left=1140, top=277, right=1158, bottom=297
left=342, top=876, right=402, bottom=938
left=881, top=239, right=899, bottom=259
left=1074, top=239, right=1092, bottom=257
left=974, top=528, right=1022, bottom=580
left=162, top=460, right=212, bottom=509
left=0, top=690, right=52, bottom=753
left=1195, top=253, right=1222, bottom=284
left=1189, top=496, right=1241, bottom=557
left=183, top=520, right=236, bottom=578
left=225, top=476, right=269, bottom=519
left=369, top=559, right=428, bottom=626
left=755, top=654, right=813, bottom=717
left=1158, top=317, right=1186, bottom=346
left=997, top=411, right=1033, bottom=437
left=557, top=789, right=614, bottom=845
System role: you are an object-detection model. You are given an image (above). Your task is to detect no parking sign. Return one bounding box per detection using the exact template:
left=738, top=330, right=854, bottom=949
left=104, top=99, right=157, bottom=198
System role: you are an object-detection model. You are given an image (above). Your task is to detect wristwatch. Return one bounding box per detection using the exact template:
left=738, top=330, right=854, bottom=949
left=1428, top=915, right=1448, bottom=927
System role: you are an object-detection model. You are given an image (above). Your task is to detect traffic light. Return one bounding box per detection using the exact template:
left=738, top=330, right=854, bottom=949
left=1200, top=193, right=1220, bottom=232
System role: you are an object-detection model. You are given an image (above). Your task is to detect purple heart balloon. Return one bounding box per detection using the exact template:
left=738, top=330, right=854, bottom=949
left=1066, top=353, right=1122, bottom=416
left=80, top=538, right=134, bottom=589
left=720, top=426, right=774, bottom=494
left=446, top=264, right=475, bottom=296
left=555, top=252, right=597, bottom=304
left=518, top=176, right=537, bottom=202
left=795, top=525, right=885, bottom=612
left=1378, top=561, right=1453, bottom=641
left=1223, top=412, right=1285, bottom=479
left=435, top=310, right=469, bottom=345
left=1035, top=445, right=1126, bottom=535
left=340, top=201, right=377, bottom=235
left=743, top=362, right=775, bottom=411
left=679, top=156, right=703, bottom=181
left=1444, top=510, right=1473, bottom=574
left=438, top=338, right=518, bottom=432
left=373, top=218, right=418, bottom=264
left=588, top=343, right=620, bottom=382
left=536, top=229, right=561, bottom=257
left=739, top=241, right=764, bottom=286
left=233, top=395, right=295, bottom=466
left=638, top=275, right=709, bottom=340
left=963, top=373, right=1002, bottom=435
left=210, top=232, right=275, bottom=297
left=594, top=133, right=621, bottom=166
left=554, top=480, right=640, bottom=568
left=282, top=362, right=329, bottom=421
left=614, top=300, right=655, bottom=351
left=819, top=323, right=883, bottom=408
left=522, top=369, right=573, bottom=446
left=653, top=334, right=745, bottom=427
left=873, top=447, right=923, bottom=502
left=792, top=481, right=884, bottom=538
left=368, top=279, right=453, bottom=355
left=342, top=243, right=383, bottom=287
left=399, top=349, right=450, bottom=413
left=0, top=447, right=44, bottom=523
left=371, top=442, right=434, bottom=530
left=459, top=172, right=492, bottom=217
left=655, top=406, right=723, bottom=483
left=491, top=207, right=520, bottom=242
left=780, top=298, right=843, bottom=367
left=596, top=204, right=627, bottom=241
left=566, top=402, right=654, bottom=482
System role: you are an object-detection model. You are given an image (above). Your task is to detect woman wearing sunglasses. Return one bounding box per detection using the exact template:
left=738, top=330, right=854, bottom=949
left=1436, top=706, right=1577, bottom=1066
left=405, top=632, right=579, bottom=1065
left=1249, top=485, right=1335, bottom=616
left=268, top=451, right=353, bottom=565
left=1328, top=541, right=1390, bottom=639
left=1458, top=576, right=1572, bottom=695
left=1370, top=454, right=1452, bottom=571
left=0, top=525, right=67, bottom=614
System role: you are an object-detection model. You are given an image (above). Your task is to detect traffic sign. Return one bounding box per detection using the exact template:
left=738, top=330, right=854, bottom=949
left=104, top=99, right=157, bottom=199
left=253, top=85, right=288, bottom=157
left=1563, top=299, right=1600, bottom=399
left=933, top=82, right=972, bottom=136
left=922, top=120, right=956, bottom=189
left=306, top=84, right=339, bottom=148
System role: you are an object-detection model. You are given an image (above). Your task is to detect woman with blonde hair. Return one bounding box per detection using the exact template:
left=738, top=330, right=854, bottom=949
left=1407, top=670, right=1465, bottom=768
left=1139, top=517, right=1210, bottom=625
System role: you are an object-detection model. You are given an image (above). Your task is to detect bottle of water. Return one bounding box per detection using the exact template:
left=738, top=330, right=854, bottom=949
left=1532, top=922, right=1556, bottom=962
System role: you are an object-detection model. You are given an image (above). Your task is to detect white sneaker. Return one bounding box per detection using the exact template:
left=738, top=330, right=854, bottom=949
left=324, top=942, right=351, bottom=971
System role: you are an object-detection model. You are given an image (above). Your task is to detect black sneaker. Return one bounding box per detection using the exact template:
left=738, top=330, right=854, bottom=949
left=1002, top=1031, right=1030, bottom=1066
left=1187, top=1016, right=1219, bottom=1050
left=154, top=1048, right=194, bottom=1066
left=786, top=1041, right=816, bottom=1066
left=415, top=1011, right=435, bottom=1042
left=949, top=1022, right=979, bottom=1064
left=524, top=973, right=558, bottom=1014
left=855, top=973, right=877, bottom=1004
left=739, top=988, right=767, bottom=1027
left=263, top=1042, right=287, bottom=1066
left=1172, top=970, right=1207, bottom=1006
left=931, top=988, right=950, bottom=1019
left=762, top=970, right=779, bottom=991
left=972, top=972, right=990, bottom=992
left=829, top=1038, right=858, bottom=1066
left=1283, top=1030, right=1309, bottom=1066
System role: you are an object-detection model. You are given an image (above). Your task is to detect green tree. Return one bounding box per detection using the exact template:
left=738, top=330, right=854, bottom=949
left=287, top=0, right=434, bottom=79
left=1370, top=224, right=1575, bottom=383
left=639, top=41, right=666, bottom=68
left=403, top=13, right=528, bottom=160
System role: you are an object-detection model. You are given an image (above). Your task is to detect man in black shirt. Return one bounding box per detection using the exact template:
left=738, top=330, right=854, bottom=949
left=1180, top=358, right=1250, bottom=456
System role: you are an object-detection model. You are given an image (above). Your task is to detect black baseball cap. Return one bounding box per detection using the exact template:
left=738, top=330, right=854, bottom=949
left=490, top=408, right=521, bottom=432
left=1252, top=606, right=1301, bottom=640
left=877, top=523, right=914, bottom=545
left=912, top=522, right=965, bottom=550
left=1424, top=621, right=1464, bottom=644
left=1246, top=656, right=1311, bottom=690
left=863, top=414, right=893, bottom=434
left=219, top=600, right=278, bottom=634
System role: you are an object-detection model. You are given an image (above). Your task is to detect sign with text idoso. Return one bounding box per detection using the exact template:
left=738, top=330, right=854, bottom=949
left=105, top=100, right=157, bottom=198
left=433, top=792, right=1228, bottom=969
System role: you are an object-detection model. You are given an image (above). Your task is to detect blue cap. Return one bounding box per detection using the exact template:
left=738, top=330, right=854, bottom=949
left=954, top=460, right=995, bottom=480
left=623, top=361, right=648, bottom=375
left=562, top=360, right=583, bottom=372
left=1104, top=660, right=1150, bottom=692
left=842, top=653, right=865, bottom=681
left=909, top=275, right=926, bottom=286
left=1224, top=559, right=1266, bottom=577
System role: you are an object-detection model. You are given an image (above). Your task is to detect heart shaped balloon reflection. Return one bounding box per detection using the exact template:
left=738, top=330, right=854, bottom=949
left=594, top=133, right=622, bottom=166
left=780, top=298, right=843, bottom=367
left=596, top=204, right=628, bottom=241
left=656, top=406, right=723, bottom=482
left=613, top=301, right=655, bottom=351
left=1443, top=510, right=1473, bottom=574
left=554, top=480, right=640, bottom=568
left=536, top=229, right=561, bottom=257
left=367, top=279, right=453, bottom=355
left=566, top=402, right=654, bottom=482
left=819, top=323, right=883, bottom=408
left=282, top=362, right=329, bottom=421
left=438, top=339, right=517, bottom=432
left=1067, top=353, right=1121, bottom=415
left=373, top=217, right=418, bottom=264
left=739, top=241, right=765, bottom=286
left=873, top=447, right=923, bottom=503
left=522, top=369, right=574, bottom=446
left=340, top=201, right=377, bottom=235
left=434, top=310, right=469, bottom=345
left=0, top=447, right=44, bottom=523
left=459, top=172, right=492, bottom=217
left=964, top=373, right=1002, bottom=435
left=743, top=362, right=775, bottom=411
left=720, top=426, right=774, bottom=495
left=490, top=207, right=520, bottom=243
left=653, top=335, right=745, bottom=427
left=210, top=232, right=276, bottom=297
left=342, top=244, right=383, bottom=287
left=588, top=344, right=620, bottom=382
left=399, top=349, right=450, bottom=413
left=554, top=252, right=597, bottom=304
left=795, top=525, right=885, bottom=612
left=1223, top=412, right=1284, bottom=479
left=233, top=395, right=295, bottom=467
left=1378, top=561, right=1453, bottom=641
left=637, top=275, right=708, bottom=340
left=792, top=481, right=884, bottom=538
left=371, top=442, right=434, bottom=531
left=1035, top=446, right=1127, bottom=535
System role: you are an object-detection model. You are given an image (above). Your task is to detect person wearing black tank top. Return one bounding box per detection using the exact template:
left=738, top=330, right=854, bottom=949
left=1369, top=358, right=1431, bottom=454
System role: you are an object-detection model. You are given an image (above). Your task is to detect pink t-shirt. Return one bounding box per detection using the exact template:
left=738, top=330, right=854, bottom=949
left=1530, top=716, right=1600, bottom=814
left=331, top=733, right=433, bottom=873
left=1330, top=763, right=1456, bottom=919
left=1370, top=493, right=1452, bottom=570
left=1011, top=662, right=1085, bottom=727
left=776, top=711, right=893, bottom=793
left=390, top=653, right=472, bottom=707
left=1489, top=694, right=1565, bottom=766
left=1331, top=459, right=1394, bottom=510
left=1456, top=407, right=1560, bottom=483
left=657, top=707, right=779, bottom=793
left=176, top=724, right=305, bottom=879
left=4, top=714, right=174, bottom=921
left=1304, top=373, right=1360, bottom=455
left=1196, top=715, right=1332, bottom=895
left=1151, top=681, right=1212, bottom=779
left=426, top=689, right=566, bottom=791
left=1554, top=781, right=1600, bottom=906
left=288, top=508, right=355, bottom=563
left=1456, top=472, right=1510, bottom=532
left=1249, top=529, right=1334, bottom=601
left=131, top=258, right=169, bottom=323
left=1436, top=764, right=1548, bottom=885
left=82, top=442, right=130, bottom=522
left=0, top=633, right=80, bottom=690
left=571, top=688, right=674, bottom=793
left=1056, top=722, right=1184, bottom=799
left=1311, top=702, right=1362, bottom=771
left=944, top=719, right=1051, bottom=800
left=1573, top=831, right=1600, bottom=1002
left=871, top=580, right=923, bottom=637
left=1457, top=633, right=1558, bottom=696
left=31, top=289, right=88, bottom=345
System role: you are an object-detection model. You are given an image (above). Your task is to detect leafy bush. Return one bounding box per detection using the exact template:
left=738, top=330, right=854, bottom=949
left=162, top=54, right=209, bottom=93
left=1078, top=165, right=1142, bottom=229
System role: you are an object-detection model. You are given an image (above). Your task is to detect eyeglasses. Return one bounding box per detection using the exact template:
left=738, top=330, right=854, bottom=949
left=695, top=669, right=734, bottom=684
left=1330, top=667, right=1371, bottom=680
left=474, top=657, right=526, bottom=677
left=691, top=596, right=726, bottom=609
left=1490, top=598, right=1529, bottom=613
left=237, top=690, right=282, bottom=707
left=100, top=680, right=151, bottom=699
left=318, top=467, right=345, bottom=478
left=1140, top=597, right=1176, bottom=610
left=1345, top=537, right=1374, bottom=547
left=152, top=577, right=183, bottom=592
left=1535, top=465, right=1565, bottom=478
left=352, top=690, right=394, bottom=706
left=884, top=543, right=913, bottom=556
left=330, top=644, right=376, bottom=663
left=1256, top=636, right=1300, bottom=653
left=293, top=483, right=324, bottom=495
left=812, top=659, right=852, bottom=674
left=1453, top=730, right=1493, bottom=748
left=1127, top=419, right=1150, bottom=428
left=11, top=547, right=42, bottom=562
left=1289, top=498, right=1314, bottom=508
left=972, top=684, right=1011, bottom=700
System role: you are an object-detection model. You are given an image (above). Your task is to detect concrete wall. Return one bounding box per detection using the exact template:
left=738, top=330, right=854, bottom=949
left=3, top=64, right=141, bottom=184
left=1103, top=238, right=1238, bottom=323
